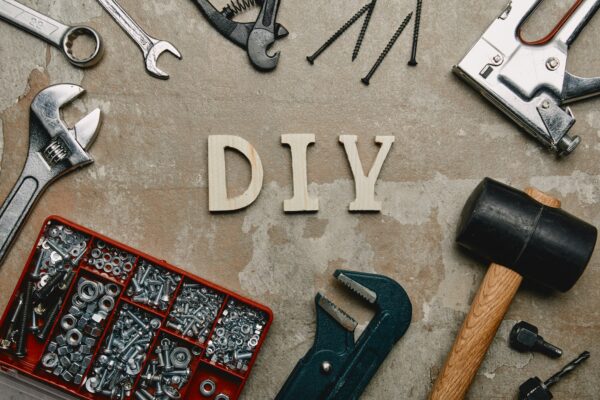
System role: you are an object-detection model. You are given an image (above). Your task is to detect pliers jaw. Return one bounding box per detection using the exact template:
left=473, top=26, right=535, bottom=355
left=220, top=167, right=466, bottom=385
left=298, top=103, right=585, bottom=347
left=192, top=0, right=288, bottom=71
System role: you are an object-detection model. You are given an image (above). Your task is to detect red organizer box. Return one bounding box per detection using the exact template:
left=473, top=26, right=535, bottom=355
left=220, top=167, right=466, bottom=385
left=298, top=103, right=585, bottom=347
left=0, top=216, right=273, bottom=400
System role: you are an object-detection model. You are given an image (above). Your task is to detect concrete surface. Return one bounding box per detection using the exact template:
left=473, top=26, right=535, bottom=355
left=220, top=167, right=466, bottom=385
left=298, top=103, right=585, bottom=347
left=0, top=0, right=599, bottom=399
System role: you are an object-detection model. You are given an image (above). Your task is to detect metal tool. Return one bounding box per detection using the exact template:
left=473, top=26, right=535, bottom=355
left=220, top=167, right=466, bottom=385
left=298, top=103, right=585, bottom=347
left=0, top=0, right=103, bottom=68
left=0, top=84, right=101, bottom=266
left=275, top=270, right=412, bottom=400
left=352, top=0, right=377, bottom=62
left=454, top=0, right=600, bottom=155
left=510, top=321, right=563, bottom=358
left=191, top=0, right=288, bottom=71
left=519, top=351, right=590, bottom=400
left=429, top=178, right=597, bottom=400
left=96, top=0, right=181, bottom=79
left=361, top=12, right=412, bottom=85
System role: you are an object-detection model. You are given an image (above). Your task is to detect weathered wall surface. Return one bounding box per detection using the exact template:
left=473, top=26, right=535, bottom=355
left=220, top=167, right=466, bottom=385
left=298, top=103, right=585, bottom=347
left=0, top=0, right=598, bottom=399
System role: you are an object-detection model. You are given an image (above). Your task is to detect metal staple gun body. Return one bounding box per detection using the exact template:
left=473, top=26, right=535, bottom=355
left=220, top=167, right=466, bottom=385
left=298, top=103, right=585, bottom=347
left=275, top=270, right=412, bottom=400
left=454, top=0, right=600, bottom=155
left=191, top=0, right=288, bottom=71
left=0, top=84, right=101, bottom=266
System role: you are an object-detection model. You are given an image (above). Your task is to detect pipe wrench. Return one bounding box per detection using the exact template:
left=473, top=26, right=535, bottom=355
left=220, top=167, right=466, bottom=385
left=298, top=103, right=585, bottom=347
left=191, top=0, right=288, bottom=71
left=0, top=84, right=101, bottom=266
left=454, top=0, right=600, bottom=155
left=275, top=270, right=412, bottom=400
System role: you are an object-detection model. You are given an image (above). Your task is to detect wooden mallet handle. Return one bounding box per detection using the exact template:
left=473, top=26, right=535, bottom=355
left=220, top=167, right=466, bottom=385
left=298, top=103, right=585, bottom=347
left=429, top=188, right=560, bottom=400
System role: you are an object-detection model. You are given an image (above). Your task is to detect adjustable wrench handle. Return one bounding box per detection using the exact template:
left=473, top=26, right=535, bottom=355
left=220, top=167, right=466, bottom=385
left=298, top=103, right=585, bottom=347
left=0, top=173, right=47, bottom=266
left=0, top=0, right=68, bottom=48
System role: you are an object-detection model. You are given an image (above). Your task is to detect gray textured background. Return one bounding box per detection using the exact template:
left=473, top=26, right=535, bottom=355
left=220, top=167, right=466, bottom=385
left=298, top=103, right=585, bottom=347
left=0, top=0, right=599, bottom=399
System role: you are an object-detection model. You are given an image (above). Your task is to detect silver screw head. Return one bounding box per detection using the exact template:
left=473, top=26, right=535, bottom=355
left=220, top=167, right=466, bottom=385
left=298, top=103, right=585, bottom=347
left=546, top=57, right=560, bottom=70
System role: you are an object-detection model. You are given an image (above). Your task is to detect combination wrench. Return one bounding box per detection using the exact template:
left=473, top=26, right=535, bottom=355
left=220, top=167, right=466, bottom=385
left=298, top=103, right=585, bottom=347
left=0, top=84, right=102, bottom=266
left=96, top=0, right=181, bottom=79
left=0, top=0, right=103, bottom=68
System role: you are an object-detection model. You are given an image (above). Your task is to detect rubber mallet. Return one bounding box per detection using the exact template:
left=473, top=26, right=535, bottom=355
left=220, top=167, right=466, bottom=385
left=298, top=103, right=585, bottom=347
left=429, top=178, right=597, bottom=400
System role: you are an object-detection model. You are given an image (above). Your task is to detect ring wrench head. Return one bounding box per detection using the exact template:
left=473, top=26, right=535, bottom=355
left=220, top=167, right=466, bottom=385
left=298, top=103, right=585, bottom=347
left=62, top=26, right=104, bottom=68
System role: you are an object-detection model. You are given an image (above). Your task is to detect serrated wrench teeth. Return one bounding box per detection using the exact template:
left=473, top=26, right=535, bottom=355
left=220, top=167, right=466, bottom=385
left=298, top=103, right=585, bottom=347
left=97, top=0, right=181, bottom=79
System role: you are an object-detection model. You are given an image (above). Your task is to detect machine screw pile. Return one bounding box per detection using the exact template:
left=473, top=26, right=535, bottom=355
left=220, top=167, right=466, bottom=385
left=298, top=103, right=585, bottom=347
left=362, top=12, right=413, bottom=85
left=307, top=3, right=372, bottom=64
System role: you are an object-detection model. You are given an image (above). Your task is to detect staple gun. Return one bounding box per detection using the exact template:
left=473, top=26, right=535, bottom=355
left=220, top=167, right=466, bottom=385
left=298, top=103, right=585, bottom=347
left=454, top=0, right=600, bottom=155
left=275, top=270, right=412, bottom=400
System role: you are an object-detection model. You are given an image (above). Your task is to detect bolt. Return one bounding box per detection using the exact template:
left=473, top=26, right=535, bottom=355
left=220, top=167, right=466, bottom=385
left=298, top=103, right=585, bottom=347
left=408, top=0, right=423, bottom=66
left=37, top=296, right=63, bottom=341
left=126, top=309, right=149, bottom=331
left=15, top=281, right=34, bottom=358
left=362, top=12, right=413, bottom=85
left=0, top=294, right=24, bottom=349
left=29, top=249, right=45, bottom=280
left=352, top=0, right=377, bottom=61
left=510, top=321, right=563, bottom=358
left=131, top=277, right=143, bottom=294
left=307, top=3, right=372, bottom=64
left=34, top=270, right=65, bottom=300
left=29, top=308, right=39, bottom=334
left=46, top=239, right=69, bottom=260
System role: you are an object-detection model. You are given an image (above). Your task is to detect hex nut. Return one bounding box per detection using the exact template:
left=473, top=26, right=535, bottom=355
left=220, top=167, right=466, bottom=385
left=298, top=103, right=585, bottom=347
left=66, top=329, right=83, bottom=346
left=215, top=395, right=230, bottom=400
left=68, top=306, right=83, bottom=317
left=47, top=341, right=58, bottom=353
left=60, top=356, right=71, bottom=368
left=53, top=365, right=63, bottom=376
left=41, top=353, right=59, bottom=369
left=84, top=337, right=96, bottom=347
left=60, top=314, right=77, bottom=330
left=57, top=346, right=69, bottom=356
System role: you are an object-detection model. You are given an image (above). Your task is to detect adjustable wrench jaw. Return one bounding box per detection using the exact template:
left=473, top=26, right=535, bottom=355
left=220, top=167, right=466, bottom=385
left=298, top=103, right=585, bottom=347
left=454, top=0, right=600, bottom=155
left=29, top=84, right=101, bottom=181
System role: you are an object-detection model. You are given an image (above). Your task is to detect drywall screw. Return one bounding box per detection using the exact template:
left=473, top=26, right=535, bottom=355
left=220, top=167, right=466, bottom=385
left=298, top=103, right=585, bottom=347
left=307, top=3, right=372, bottom=64
left=37, top=297, right=63, bottom=341
left=408, top=0, right=423, bottom=66
left=352, top=0, right=377, bottom=61
left=362, top=12, right=413, bottom=85
left=29, top=249, right=45, bottom=280
left=15, top=281, right=34, bottom=357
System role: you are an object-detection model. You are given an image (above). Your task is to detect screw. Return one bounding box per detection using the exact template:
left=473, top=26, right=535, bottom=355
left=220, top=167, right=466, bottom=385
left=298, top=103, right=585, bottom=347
left=15, top=281, right=34, bottom=358
left=362, top=12, right=413, bottom=85
left=408, top=0, right=423, bottom=66
left=34, top=270, right=65, bottom=300
left=30, top=249, right=45, bottom=280
left=307, top=3, right=372, bottom=64
left=546, top=57, right=560, bottom=71
left=0, top=294, right=24, bottom=349
left=352, top=0, right=377, bottom=61
left=509, top=321, right=563, bottom=358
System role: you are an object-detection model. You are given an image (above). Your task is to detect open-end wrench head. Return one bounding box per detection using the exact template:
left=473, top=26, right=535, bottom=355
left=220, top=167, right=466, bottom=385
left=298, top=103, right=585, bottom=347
left=31, top=84, right=85, bottom=138
left=146, top=41, right=182, bottom=80
left=248, top=29, right=279, bottom=71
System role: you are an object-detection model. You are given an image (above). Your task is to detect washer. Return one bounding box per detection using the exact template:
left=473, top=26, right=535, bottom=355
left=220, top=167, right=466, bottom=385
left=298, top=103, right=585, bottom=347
left=170, top=347, right=192, bottom=369
left=199, top=379, right=216, bottom=397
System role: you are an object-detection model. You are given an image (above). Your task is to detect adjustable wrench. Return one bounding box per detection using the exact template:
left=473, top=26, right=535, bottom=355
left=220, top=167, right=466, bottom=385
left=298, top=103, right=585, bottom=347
left=0, top=0, right=103, bottom=68
left=0, top=84, right=101, bottom=266
left=96, top=0, right=181, bottom=79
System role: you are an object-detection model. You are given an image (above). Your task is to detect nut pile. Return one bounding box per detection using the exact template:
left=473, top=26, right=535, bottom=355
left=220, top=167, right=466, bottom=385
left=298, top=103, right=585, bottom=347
left=87, top=240, right=136, bottom=282
left=205, top=300, right=268, bottom=372
left=41, top=278, right=120, bottom=384
left=127, top=260, right=181, bottom=311
left=136, top=336, right=196, bottom=400
left=85, top=304, right=161, bottom=398
left=167, top=283, right=224, bottom=343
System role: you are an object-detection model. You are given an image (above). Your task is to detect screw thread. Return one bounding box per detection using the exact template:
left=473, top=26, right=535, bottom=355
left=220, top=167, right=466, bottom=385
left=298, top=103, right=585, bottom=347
left=15, top=281, right=33, bottom=357
left=535, top=337, right=563, bottom=359
left=307, top=3, right=371, bottom=63
left=545, top=351, right=590, bottom=388
left=408, top=0, right=423, bottom=65
left=352, top=0, right=377, bottom=61
left=362, top=12, right=412, bottom=84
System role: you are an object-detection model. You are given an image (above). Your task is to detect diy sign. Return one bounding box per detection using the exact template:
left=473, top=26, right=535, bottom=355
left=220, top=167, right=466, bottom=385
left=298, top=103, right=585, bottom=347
left=208, top=135, right=395, bottom=213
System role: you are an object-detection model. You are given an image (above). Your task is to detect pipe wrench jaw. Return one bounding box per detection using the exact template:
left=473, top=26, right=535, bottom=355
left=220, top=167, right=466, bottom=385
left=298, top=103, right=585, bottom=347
left=454, top=0, right=600, bottom=155
left=29, top=84, right=101, bottom=175
left=276, top=270, right=412, bottom=400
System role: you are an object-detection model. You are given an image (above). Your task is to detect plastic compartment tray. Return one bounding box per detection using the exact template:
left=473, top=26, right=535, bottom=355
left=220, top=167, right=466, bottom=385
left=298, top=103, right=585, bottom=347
left=0, top=216, right=273, bottom=400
